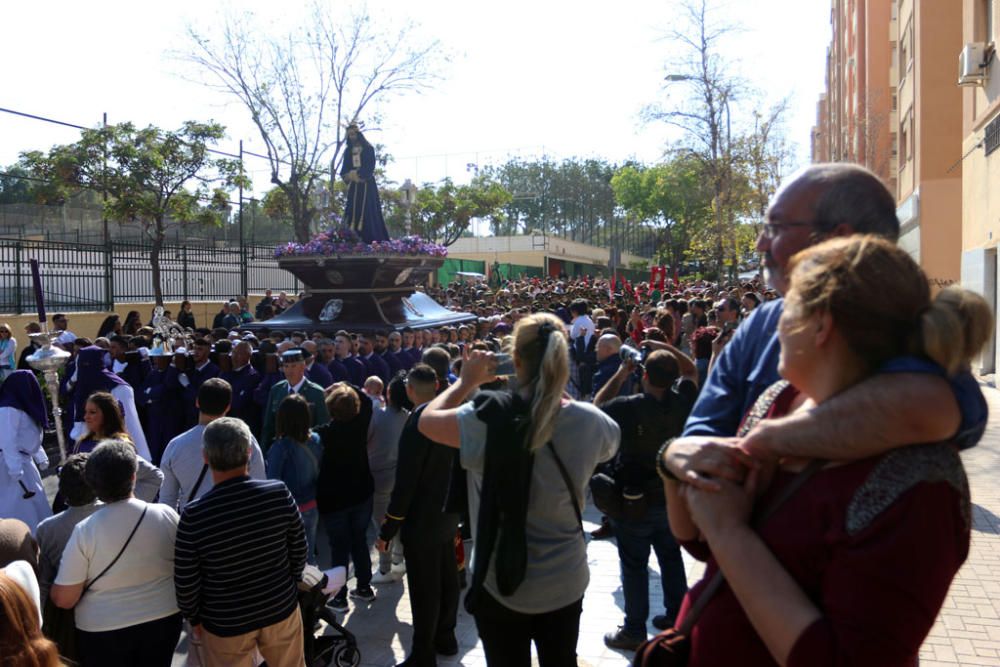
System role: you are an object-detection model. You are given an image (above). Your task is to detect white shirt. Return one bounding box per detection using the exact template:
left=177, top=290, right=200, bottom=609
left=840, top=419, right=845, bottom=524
left=570, top=315, right=595, bottom=347
left=55, top=498, right=179, bottom=632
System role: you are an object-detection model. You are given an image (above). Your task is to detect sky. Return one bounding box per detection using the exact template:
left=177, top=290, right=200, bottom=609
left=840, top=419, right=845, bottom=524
left=0, top=0, right=831, bottom=200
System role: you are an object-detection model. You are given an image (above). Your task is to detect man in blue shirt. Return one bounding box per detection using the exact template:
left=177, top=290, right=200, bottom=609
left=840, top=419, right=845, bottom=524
left=668, top=163, right=986, bottom=485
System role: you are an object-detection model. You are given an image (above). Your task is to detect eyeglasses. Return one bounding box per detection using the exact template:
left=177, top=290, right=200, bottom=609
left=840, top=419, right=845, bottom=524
left=760, top=221, right=814, bottom=238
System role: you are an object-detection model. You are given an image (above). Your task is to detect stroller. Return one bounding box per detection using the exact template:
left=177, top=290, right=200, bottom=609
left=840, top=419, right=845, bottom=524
left=261, top=565, right=360, bottom=667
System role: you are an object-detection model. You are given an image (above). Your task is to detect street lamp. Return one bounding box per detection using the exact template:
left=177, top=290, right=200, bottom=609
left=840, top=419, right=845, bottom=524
left=400, top=179, right=418, bottom=235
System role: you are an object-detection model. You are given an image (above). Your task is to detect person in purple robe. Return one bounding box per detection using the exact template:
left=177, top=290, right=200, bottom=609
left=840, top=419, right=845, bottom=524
left=0, top=371, right=52, bottom=531
left=340, top=123, right=390, bottom=243
left=140, top=358, right=185, bottom=465
left=221, top=341, right=263, bottom=438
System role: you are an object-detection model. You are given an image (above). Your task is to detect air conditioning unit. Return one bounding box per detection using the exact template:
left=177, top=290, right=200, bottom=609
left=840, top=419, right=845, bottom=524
left=958, top=43, right=987, bottom=86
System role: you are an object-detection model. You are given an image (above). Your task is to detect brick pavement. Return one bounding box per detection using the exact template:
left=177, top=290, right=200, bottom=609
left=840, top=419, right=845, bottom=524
left=162, top=384, right=1000, bottom=666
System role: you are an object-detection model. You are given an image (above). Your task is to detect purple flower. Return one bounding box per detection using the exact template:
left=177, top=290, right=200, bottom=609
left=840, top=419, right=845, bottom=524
left=274, top=225, right=448, bottom=258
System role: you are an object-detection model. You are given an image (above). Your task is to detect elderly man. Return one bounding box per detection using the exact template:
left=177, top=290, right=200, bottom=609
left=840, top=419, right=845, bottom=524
left=593, top=334, right=633, bottom=398
left=260, top=349, right=330, bottom=451
left=664, top=163, right=986, bottom=531
left=174, top=418, right=307, bottom=667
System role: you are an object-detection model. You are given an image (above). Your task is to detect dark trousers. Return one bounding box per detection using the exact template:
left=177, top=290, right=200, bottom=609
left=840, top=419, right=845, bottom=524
left=474, top=590, right=583, bottom=667
left=77, top=612, right=182, bottom=667
left=323, top=495, right=373, bottom=590
left=612, top=504, right=688, bottom=636
left=401, top=514, right=460, bottom=665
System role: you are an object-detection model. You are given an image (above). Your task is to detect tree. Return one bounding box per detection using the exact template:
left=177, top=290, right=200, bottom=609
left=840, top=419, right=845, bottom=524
left=21, top=121, right=243, bottom=304
left=400, top=177, right=512, bottom=246
left=185, top=5, right=445, bottom=243
left=643, top=0, right=743, bottom=279
left=611, top=154, right=714, bottom=272
left=0, top=165, right=36, bottom=205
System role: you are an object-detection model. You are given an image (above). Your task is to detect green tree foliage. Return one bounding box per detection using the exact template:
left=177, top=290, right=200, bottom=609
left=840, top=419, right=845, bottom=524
left=385, top=176, right=512, bottom=246
left=611, top=154, right=714, bottom=272
left=20, top=121, right=244, bottom=304
left=0, top=166, right=37, bottom=205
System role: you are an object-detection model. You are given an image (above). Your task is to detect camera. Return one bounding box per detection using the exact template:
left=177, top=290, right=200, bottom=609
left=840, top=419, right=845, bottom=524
left=619, top=344, right=647, bottom=369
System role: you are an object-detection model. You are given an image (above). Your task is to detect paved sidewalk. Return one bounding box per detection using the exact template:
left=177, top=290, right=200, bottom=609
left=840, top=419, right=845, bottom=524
left=167, top=384, right=1000, bottom=666
left=919, top=383, right=1000, bottom=667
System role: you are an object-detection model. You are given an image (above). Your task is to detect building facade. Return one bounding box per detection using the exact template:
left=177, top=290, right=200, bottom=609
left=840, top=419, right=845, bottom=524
left=812, top=0, right=963, bottom=291
left=960, top=0, right=999, bottom=373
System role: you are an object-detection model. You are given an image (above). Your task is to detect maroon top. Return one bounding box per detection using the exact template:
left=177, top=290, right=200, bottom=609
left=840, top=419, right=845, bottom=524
left=678, top=384, right=971, bottom=667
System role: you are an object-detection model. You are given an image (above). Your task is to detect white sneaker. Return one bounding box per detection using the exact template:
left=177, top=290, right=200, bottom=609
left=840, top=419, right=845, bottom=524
left=390, top=561, right=407, bottom=576
left=371, top=569, right=399, bottom=584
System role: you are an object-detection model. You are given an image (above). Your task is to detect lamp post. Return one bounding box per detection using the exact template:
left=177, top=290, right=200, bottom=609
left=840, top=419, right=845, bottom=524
left=400, top=179, right=418, bottom=235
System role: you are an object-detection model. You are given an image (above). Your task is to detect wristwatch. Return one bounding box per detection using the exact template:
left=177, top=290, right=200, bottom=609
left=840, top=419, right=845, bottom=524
left=655, top=439, right=679, bottom=483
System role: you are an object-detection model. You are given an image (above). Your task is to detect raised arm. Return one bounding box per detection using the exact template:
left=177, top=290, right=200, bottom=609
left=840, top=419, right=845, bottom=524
left=418, top=349, right=495, bottom=447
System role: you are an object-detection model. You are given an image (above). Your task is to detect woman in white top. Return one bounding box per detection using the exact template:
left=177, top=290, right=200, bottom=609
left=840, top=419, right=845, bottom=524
left=0, top=371, right=52, bottom=532
left=419, top=313, right=620, bottom=667
left=51, top=440, right=181, bottom=667
left=0, top=323, right=16, bottom=384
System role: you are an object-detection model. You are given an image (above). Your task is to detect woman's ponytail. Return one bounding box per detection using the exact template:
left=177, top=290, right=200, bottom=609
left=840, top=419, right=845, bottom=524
left=920, top=286, right=993, bottom=376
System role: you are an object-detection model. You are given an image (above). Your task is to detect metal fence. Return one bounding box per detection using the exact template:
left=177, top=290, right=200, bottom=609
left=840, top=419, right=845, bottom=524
left=0, top=239, right=300, bottom=314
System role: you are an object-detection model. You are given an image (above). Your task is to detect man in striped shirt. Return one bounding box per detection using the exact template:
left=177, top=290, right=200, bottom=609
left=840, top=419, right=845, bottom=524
left=174, top=417, right=307, bottom=667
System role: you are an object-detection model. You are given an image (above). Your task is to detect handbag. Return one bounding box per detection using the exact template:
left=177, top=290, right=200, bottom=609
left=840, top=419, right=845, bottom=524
left=633, top=458, right=826, bottom=666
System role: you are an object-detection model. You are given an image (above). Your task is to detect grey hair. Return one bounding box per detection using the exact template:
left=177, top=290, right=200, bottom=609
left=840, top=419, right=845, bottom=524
left=793, top=163, right=900, bottom=241
left=203, top=417, right=251, bottom=472
left=85, top=439, right=137, bottom=502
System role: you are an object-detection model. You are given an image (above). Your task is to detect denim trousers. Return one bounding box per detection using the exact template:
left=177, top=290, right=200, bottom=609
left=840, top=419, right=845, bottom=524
left=611, top=504, right=688, bottom=636
left=300, top=507, right=319, bottom=565
left=323, top=496, right=373, bottom=590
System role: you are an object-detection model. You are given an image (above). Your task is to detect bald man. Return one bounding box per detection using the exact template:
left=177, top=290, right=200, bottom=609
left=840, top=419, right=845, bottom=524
left=593, top=334, right=633, bottom=398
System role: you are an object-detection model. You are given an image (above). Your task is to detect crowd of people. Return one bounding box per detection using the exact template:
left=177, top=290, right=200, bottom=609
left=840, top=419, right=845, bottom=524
left=0, top=163, right=993, bottom=667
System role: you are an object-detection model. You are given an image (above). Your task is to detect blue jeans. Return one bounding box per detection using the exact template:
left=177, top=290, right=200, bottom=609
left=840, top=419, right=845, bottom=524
left=612, top=504, right=687, bottom=637
left=323, top=496, right=373, bottom=589
left=300, top=507, right=319, bottom=565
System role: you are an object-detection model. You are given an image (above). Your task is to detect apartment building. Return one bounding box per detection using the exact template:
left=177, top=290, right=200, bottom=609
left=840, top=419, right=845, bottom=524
left=812, top=0, right=963, bottom=289
left=959, top=0, right=999, bottom=373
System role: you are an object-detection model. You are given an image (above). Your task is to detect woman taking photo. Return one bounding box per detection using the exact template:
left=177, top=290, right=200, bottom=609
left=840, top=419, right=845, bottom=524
left=51, top=440, right=181, bottom=667
left=661, top=236, right=991, bottom=666
left=419, top=313, right=620, bottom=666
left=72, top=392, right=162, bottom=503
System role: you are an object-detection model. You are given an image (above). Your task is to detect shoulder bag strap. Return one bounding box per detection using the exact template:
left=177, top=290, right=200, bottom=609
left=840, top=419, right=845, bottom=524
left=187, top=464, right=209, bottom=505
left=676, top=457, right=827, bottom=635
left=546, top=441, right=584, bottom=536
left=82, top=505, right=148, bottom=595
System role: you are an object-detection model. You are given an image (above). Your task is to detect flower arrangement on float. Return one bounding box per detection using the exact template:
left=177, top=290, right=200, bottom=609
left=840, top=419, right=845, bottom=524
left=274, top=220, right=447, bottom=259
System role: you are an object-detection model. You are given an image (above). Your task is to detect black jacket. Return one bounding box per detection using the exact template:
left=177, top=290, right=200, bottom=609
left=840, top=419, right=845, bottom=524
left=380, top=405, right=463, bottom=541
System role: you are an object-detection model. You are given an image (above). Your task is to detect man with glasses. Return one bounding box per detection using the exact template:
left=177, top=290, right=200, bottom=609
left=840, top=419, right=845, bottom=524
left=664, top=163, right=986, bottom=496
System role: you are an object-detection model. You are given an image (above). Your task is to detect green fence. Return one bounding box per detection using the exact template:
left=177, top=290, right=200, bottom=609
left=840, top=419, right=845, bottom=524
left=437, top=258, right=487, bottom=286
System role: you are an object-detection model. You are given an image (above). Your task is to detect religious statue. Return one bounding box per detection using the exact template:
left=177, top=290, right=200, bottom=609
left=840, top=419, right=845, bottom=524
left=340, top=122, right=390, bottom=243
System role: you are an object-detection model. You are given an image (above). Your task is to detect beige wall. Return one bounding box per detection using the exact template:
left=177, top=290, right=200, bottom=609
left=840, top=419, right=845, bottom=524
left=962, top=0, right=1000, bottom=255
left=913, top=0, right=963, bottom=285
